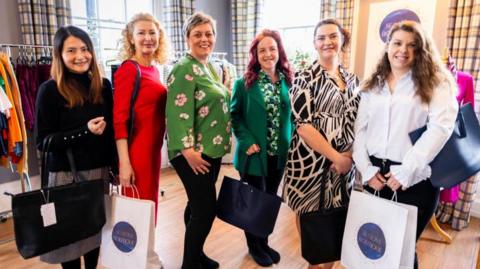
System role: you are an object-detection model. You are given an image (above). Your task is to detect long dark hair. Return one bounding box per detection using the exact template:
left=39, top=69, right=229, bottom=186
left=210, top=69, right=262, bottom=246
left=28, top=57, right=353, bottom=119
left=51, top=25, right=103, bottom=107
left=362, top=21, right=455, bottom=104
left=244, top=29, right=293, bottom=89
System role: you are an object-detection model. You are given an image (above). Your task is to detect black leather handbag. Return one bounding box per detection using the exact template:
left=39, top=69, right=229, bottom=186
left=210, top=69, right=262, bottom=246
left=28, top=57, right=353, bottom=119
left=124, top=60, right=141, bottom=145
left=9, top=135, right=106, bottom=259
left=409, top=103, right=480, bottom=188
left=300, top=168, right=350, bottom=264
left=111, top=60, right=140, bottom=145
left=216, top=155, right=282, bottom=238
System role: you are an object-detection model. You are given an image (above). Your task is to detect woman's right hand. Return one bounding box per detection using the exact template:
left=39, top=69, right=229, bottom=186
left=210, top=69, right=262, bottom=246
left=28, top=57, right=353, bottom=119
left=246, top=144, right=260, bottom=155
left=182, top=148, right=211, bottom=175
left=367, top=172, right=387, bottom=191
left=332, top=153, right=353, bottom=174
left=87, top=116, right=106, bottom=135
left=119, top=161, right=135, bottom=187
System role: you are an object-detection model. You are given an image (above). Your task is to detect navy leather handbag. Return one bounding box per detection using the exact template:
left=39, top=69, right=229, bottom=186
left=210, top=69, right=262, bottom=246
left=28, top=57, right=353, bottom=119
left=409, top=103, right=480, bottom=188
left=216, top=155, right=282, bottom=237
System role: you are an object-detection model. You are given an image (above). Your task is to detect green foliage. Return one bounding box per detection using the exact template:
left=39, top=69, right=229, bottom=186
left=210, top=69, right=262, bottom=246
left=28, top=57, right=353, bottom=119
left=289, top=50, right=312, bottom=72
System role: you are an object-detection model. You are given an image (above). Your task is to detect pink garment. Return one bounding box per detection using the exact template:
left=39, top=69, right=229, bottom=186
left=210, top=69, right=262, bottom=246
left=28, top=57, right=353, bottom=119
left=440, top=71, right=475, bottom=203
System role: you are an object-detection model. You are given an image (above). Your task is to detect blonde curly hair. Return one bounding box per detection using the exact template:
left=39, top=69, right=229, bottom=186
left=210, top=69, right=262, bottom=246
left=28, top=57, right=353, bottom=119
left=118, top=13, right=169, bottom=64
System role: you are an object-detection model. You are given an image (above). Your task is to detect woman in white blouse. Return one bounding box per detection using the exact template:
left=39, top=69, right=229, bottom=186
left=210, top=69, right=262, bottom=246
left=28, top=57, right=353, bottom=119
left=352, top=21, right=458, bottom=269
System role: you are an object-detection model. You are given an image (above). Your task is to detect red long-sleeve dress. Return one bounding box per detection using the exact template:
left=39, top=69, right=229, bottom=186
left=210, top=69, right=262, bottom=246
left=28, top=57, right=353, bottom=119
left=113, top=61, right=167, bottom=217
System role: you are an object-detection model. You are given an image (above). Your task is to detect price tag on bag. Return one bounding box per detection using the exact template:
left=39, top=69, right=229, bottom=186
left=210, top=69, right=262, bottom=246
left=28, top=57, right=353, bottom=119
left=40, top=202, right=57, bottom=227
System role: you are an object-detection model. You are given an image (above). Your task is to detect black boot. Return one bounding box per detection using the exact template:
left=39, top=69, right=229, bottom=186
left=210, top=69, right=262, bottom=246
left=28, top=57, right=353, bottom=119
left=200, top=252, right=219, bottom=269
left=245, top=232, right=273, bottom=267
left=259, top=237, right=280, bottom=264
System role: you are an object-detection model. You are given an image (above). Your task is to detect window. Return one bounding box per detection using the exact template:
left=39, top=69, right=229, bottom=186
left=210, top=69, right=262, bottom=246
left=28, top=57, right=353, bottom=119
left=263, top=0, right=321, bottom=64
left=71, top=0, right=154, bottom=66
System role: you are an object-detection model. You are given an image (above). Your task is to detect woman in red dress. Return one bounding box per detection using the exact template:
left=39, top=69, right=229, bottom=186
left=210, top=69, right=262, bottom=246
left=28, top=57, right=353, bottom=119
left=113, top=13, right=169, bottom=217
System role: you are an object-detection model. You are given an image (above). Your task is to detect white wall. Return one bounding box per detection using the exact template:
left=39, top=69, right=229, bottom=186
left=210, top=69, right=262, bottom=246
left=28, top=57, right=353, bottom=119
left=0, top=0, right=21, bottom=44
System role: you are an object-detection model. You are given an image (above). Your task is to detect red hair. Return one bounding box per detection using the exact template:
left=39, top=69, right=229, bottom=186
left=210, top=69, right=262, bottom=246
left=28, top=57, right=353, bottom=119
left=244, top=29, right=293, bottom=89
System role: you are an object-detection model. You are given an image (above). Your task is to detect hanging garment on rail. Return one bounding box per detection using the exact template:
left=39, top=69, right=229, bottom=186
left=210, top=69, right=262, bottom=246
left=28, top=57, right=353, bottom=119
left=0, top=52, right=28, bottom=175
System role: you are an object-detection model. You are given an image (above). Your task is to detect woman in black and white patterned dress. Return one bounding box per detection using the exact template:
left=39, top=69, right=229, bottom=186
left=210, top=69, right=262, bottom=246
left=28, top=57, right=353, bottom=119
left=282, top=19, right=359, bottom=269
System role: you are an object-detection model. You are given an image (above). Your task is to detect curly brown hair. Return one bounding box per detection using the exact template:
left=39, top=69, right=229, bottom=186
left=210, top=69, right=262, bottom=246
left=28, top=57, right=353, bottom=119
left=362, top=21, right=455, bottom=104
left=118, top=13, right=169, bottom=64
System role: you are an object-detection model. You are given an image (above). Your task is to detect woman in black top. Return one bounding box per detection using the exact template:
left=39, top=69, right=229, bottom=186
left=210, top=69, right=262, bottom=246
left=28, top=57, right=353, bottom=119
left=34, top=26, right=116, bottom=269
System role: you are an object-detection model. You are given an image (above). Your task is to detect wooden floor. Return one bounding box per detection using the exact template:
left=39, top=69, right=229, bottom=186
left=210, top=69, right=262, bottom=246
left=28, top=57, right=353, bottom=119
left=1, top=165, right=480, bottom=269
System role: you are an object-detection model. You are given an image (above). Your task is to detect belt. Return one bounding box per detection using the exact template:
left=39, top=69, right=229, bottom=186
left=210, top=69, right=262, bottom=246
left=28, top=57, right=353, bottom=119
left=369, top=156, right=401, bottom=175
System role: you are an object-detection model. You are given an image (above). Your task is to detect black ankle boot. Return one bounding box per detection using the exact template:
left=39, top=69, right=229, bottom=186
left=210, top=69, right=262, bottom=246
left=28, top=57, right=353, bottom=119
left=259, top=237, right=280, bottom=264
left=245, top=232, right=273, bottom=267
left=200, top=253, right=219, bottom=269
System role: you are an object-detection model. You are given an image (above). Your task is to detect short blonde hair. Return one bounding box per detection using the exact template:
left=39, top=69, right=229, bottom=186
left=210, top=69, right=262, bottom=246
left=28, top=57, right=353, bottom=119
left=183, top=12, right=217, bottom=38
left=118, top=12, right=169, bottom=64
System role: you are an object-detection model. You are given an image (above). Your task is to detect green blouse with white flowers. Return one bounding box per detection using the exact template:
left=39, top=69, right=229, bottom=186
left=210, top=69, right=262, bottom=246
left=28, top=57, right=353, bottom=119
left=257, top=70, right=284, bottom=156
left=166, top=53, right=231, bottom=160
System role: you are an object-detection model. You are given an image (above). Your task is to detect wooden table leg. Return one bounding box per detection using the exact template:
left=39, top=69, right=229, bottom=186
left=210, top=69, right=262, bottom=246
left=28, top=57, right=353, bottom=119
left=430, top=216, right=452, bottom=244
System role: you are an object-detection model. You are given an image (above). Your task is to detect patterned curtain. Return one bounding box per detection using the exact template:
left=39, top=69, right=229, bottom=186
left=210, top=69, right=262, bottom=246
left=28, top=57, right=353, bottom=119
left=231, top=0, right=264, bottom=76
left=436, top=0, right=480, bottom=231
left=17, top=0, right=71, bottom=49
left=163, top=0, right=195, bottom=52
left=320, top=0, right=355, bottom=69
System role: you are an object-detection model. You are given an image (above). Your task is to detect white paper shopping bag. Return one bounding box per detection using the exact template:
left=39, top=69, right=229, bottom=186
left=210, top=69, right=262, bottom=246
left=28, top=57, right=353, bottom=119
left=341, top=191, right=417, bottom=269
left=397, top=201, right=417, bottom=269
left=100, top=193, right=161, bottom=269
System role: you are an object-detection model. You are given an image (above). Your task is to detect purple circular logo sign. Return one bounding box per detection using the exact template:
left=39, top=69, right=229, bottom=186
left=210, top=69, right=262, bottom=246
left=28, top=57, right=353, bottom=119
left=357, top=222, right=386, bottom=260
left=112, top=221, right=137, bottom=253
left=379, top=9, right=421, bottom=42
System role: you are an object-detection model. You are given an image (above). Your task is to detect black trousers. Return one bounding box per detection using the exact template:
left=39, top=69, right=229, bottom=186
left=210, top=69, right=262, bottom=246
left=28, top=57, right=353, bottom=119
left=243, top=155, right=282, bottom=243
left=60, top=247, right=99, bottom=269
left=242, top=155, right=282, bottom=200
left=365, top=156, right=440, bottom=269
left=170, top=154, right=222, bottom=269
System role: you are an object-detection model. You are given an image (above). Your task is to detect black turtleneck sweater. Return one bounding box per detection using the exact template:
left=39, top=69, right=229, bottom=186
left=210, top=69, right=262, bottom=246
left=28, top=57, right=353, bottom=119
left=35, top=72, right=117, bottom=172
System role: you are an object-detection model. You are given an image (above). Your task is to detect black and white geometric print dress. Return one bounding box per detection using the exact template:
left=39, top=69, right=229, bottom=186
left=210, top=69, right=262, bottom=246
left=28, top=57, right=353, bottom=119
left=282, top=60, right=360, bottom=214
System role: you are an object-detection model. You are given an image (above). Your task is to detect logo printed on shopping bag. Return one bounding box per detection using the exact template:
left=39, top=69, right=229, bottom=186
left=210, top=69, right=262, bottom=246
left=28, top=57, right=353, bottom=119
left=357, top=222, right=386, bottom=260
left=112, top=221, right=137, bottom=253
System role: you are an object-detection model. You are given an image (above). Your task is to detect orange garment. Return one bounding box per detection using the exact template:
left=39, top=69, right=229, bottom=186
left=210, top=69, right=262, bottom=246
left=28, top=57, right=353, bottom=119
left=0, top=53, right=28, bottom=176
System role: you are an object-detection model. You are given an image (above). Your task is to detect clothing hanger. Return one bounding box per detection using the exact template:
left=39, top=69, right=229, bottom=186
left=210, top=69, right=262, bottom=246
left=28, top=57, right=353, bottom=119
left=37, top=47, right=52, bottom=64
left=28, top=47, right=37, bottom=66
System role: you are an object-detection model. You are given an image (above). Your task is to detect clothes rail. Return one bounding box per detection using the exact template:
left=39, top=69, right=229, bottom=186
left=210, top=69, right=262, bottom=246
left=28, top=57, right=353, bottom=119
left=172, top=51, right=228, bottom=61
left=0, top=43, right=52, bottom=48
left=0, top=44, right=36, bottom=192
left=0, top=43, right=52, bottom=59
left=0, top=44, right=43, bottom=245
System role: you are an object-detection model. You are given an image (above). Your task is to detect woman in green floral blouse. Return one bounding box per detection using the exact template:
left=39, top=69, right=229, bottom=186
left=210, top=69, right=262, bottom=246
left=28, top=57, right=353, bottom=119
left=166, top=12, right=230, bottom=269
left=231, top=29, right=293, bottom=266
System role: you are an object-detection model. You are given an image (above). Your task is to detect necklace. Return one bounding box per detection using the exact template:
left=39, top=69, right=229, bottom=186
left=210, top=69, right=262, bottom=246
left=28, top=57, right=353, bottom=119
left=327, top=70, right=346, bottom=91
left=328, top=70, right=343, bottom=82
